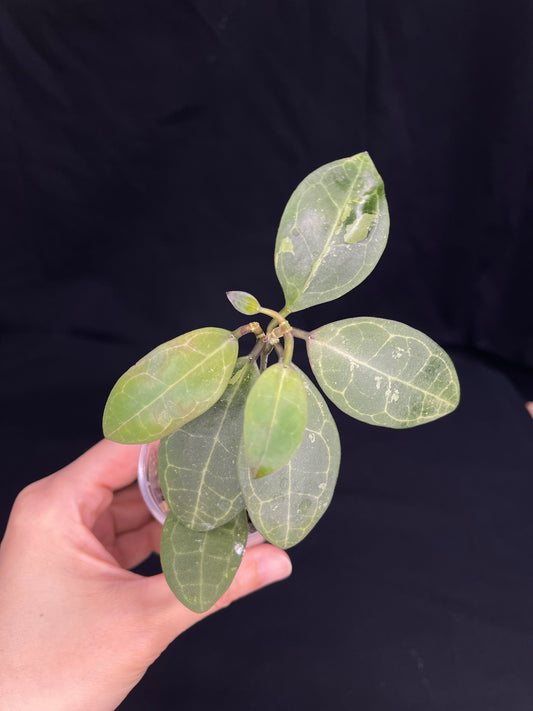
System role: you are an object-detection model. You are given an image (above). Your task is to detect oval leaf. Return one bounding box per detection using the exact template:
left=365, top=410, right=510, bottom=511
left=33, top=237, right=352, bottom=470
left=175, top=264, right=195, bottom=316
left=103, top=327, right=238, bottom=443
left=159, top=358, right=259, bottom=531
left=226, top=290, right=261, bottom=315
left=243, top=363, right=307, bottom=478
left=238, top=368, right=340, bottom=549
left=274, top=152, right=389, bottom=313
left=160, top=510, right=248, bottom=613
left=308, top=317, right=460, bottom=428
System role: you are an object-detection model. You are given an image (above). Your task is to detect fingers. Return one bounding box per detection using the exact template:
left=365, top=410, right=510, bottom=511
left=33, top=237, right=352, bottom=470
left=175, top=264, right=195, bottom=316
left=62, top=439, right=142, bottom=490
left=91, top=483, right=162, bottom=568
left=142, top=544, right=292, bottom=646
left=56, top=439, right=142, bottom=528
left=90, top=480, right=164, bottom=568
left=103, top=482, right=153, bottom=535
left=108, top=519, right=163, bottom=569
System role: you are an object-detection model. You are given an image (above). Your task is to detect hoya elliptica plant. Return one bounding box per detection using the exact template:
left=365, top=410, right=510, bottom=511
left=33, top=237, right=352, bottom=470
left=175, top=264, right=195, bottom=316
left=103, top=152, right=460, bottom=612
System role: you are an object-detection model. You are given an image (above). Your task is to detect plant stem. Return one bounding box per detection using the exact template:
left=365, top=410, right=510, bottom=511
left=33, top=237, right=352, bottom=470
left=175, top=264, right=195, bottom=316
left=266, top=318, right=277, bottom=335
left=291, top=327, right=311, bottom=340
left=282, top=331, right=294, bottom=365
left=257, top=306, right=296, bottom=366
left=260, top=345, right=273, bottom=373
left=247, top=339, right=265, bottom=364
left=259, top=306, right=286, bottom=325
left=232, top=322, right=264, bottom=340
left=273, top=341, right=284, bottom=360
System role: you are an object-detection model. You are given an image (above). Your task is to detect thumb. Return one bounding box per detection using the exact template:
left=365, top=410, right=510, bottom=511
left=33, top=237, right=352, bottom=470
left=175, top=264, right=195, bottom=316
left=208, top=543, right=292, bottom=613
left=143, top=544, right=292, bottom=645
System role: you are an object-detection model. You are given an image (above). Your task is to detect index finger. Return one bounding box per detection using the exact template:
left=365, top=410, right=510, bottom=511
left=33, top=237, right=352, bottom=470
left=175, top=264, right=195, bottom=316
left=57, top=439, right=143, bottom=527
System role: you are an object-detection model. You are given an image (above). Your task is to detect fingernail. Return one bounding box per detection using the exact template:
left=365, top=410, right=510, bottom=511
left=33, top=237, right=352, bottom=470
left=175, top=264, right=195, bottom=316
left=257, top=551, right=292, bottom=586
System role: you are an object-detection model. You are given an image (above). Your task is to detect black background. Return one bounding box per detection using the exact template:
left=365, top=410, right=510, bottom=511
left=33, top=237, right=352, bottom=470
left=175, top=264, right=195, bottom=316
left=1, top=1, right=533, bottom=709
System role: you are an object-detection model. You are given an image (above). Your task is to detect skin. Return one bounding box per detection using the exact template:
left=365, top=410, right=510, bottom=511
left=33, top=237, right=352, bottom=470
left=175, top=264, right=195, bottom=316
left=0, top=440, right=292, bottom=711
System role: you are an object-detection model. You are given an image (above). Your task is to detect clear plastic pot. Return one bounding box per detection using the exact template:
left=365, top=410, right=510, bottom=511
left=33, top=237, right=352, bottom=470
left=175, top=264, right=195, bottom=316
left=138, top=441, right=264, bottom=547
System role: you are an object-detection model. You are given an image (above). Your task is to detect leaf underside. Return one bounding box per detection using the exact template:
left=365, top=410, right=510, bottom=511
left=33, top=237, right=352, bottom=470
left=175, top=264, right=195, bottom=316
left=160, top=509, right=248, bottom=613
left=274, top=152, right=389, bottom=314
left=243, top=363, right=308, bottom=478
left=159, top=358, right=259, bottom=531
left=308, top=317, right=460, bottom=428
left=239, top=368, right=340, bottom=549
left=103, top=328, right=238, bottom=443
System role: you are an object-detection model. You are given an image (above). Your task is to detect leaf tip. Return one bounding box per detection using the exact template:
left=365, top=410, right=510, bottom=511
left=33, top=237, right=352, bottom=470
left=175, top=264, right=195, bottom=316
left=253, top=466, right=271, bottom=479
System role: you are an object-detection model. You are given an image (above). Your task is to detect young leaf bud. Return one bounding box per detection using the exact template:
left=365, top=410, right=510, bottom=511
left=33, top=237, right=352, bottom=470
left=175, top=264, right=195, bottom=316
left=226, top=290, right=261, bottom=315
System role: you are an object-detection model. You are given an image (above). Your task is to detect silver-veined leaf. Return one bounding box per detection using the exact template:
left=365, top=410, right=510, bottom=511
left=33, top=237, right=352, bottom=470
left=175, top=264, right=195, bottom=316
left=274, top=152, right=389, bottom=313
left=103, top=327, right=238, bottom=443
left=160, top=509, right=248, bottom=613
left=238, top=368, right=340, bottom=549
left=159, top=358, right=259, bottom=531
left=243, top=363, right=307, bottom=478
left=307, top=317, right=460, bottom=428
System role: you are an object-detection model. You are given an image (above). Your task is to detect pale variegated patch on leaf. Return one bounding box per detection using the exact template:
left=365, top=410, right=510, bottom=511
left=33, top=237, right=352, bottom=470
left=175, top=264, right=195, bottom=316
left=103, top=327, right=238, bottom=443
left=243, top=363, right=307, bottom=478
left=238, top=368, right=340, bottom=549
left=307, top=317, right=460, bottom=428
left=159, top=358, right=258, bottom=531
left=160, top=510, right=248, bottom=613
left=274, top=152, right=389, bottom=313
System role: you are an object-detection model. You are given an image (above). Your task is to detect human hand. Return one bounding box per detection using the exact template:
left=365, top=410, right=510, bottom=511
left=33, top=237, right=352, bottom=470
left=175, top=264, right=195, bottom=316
left=0, top=440, right=292, bottom=711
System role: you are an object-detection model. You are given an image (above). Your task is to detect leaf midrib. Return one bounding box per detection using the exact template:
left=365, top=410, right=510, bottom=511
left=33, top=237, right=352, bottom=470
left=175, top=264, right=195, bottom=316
left=109, top=335, right=234, bottom=437
left=254, top=366, right=287, bottom=473
left=190, top=364, right=251, bottom=527
left=288, top=157, right=366, bottom=308
left=312, top=338, right=455, bottom=407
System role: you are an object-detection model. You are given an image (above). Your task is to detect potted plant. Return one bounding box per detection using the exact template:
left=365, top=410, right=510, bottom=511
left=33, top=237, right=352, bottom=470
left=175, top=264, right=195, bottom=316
left=103, top=152, right=460, bottom=612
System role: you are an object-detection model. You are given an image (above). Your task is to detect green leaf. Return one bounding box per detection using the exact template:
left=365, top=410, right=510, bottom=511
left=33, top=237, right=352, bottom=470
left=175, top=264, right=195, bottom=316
left=160, top=510, right=248, bottom=613
left=103, top=327, right=238, bottom=443
left=243, top=363, right=307, bottom=478
left=238, top=368, right=340, bottom=549
left=307, top=317, right=460, bottom=428
left=159, top=358, right=259, bottom=531
left=226, top=290, right=261, bottom=315
left=274, top=152, right=389, bottom=313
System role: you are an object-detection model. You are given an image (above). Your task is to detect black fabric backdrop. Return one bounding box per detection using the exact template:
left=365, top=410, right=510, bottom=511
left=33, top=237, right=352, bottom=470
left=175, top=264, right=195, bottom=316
left=1, top=1, right=533, bottom=709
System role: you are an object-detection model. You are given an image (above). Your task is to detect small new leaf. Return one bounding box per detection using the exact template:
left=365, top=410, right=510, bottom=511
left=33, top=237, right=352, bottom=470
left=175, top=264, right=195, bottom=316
left=274, top=152, right=389, bottom=313
left=103, top=327, right=238, bottom=443
left=159, top=358, right=258, bottom=531
left=160, top=510, right=248, bottom=613
left=238, top=368, right=340, bottom=549
left=308, top=317, right=460, bottom=428
left=226, top=290, right=261, bottom=315
left=243, top=363, right=307, bottom=478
